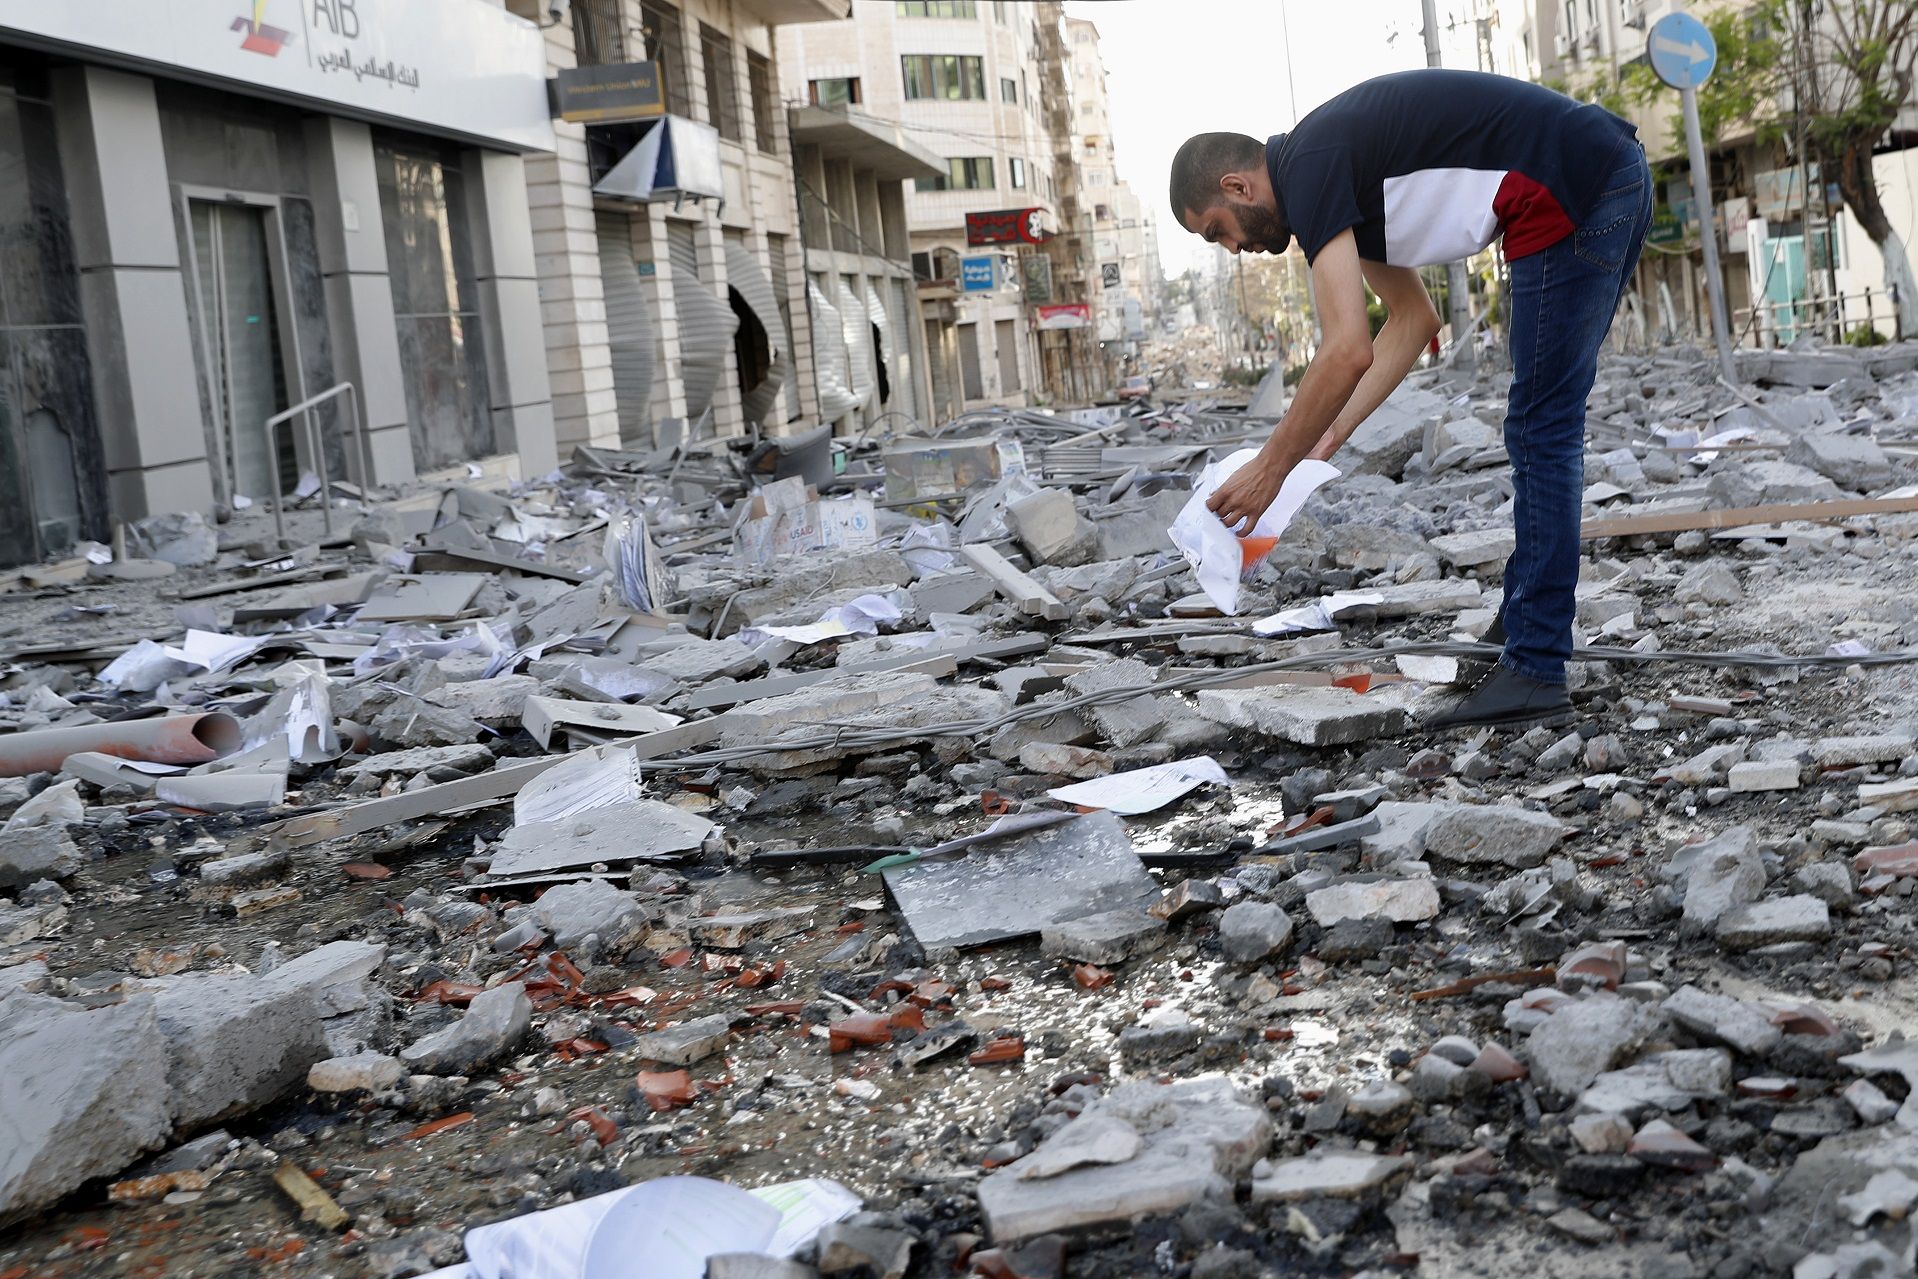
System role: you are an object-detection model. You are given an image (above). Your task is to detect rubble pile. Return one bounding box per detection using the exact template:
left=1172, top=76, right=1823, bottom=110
left=6, top=342, right=1918, bottom=1276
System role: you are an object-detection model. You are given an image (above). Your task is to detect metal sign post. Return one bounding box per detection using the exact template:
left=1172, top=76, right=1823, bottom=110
left=1650, top=13, right=1736, bottom=383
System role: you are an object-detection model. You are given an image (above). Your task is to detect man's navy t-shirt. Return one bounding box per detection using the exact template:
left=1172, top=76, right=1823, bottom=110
left=1267, top=68, right=1637, bottom=267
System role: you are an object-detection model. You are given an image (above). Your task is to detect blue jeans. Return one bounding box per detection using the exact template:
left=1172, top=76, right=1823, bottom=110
left=1498, top=136, right=1653, bottom=684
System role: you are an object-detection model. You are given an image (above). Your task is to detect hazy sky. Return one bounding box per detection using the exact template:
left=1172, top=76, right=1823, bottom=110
left=1065, top=0, right=1486, bottom=275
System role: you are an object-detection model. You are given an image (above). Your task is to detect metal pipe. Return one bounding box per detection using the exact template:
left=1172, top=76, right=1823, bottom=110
left=0, top=712, right=244, bottom=778
left=265, top=382, right=361, bottom=545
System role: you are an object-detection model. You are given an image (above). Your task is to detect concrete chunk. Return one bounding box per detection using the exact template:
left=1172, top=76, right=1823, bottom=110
left=1421, top=804, right=1566, bottom=869
left=1304, top=877, right=1440, bottom=926
left=1218, top=901, right=1294, bottom=964
left=976, top=1076, right=1269, bottom=1242
left=1039, top=908, right=1167, bottom=965
left=0, top=825, right=82, bottom=891
left=1196, top=685, right=1407, bottom=747
left=632, top=1013, right=733, bottom=1066
left=1526, top=993, right=1661, bottom=1097
left=0, top=994, right=171, bottom=1226
left=400, top=982, right=531, bottom=1074
left=151, top=973, right=330, bottom=1129
left=1680, top=827, right=1765, bottom=932
left=1715, top=895, right=1830, bottom=949
left=1251, top=1150, right=1411, bottom=1203
left=1662, top=985, right=1783, bottom=1056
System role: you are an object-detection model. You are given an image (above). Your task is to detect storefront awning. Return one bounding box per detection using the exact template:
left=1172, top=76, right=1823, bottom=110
left=595, top=116, right=724, bottom=203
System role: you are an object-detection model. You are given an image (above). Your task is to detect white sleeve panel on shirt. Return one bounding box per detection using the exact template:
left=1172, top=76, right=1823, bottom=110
left=1381, top=167, right=1507, bottom=267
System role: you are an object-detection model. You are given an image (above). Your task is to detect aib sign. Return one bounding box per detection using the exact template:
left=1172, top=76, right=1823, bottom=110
left=960, top=257, right=996, bottom=292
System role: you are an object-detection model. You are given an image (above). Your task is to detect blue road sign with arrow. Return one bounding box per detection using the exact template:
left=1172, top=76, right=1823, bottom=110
left=1649, top=12, right=1717, bottom=90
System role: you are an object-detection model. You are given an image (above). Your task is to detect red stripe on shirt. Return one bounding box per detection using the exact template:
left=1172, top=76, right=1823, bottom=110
left=1494, top=170, right=1575, bottom=259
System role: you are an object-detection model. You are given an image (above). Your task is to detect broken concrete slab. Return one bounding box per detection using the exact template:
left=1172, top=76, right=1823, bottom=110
left=1249, top=1150, right=1412, bottom=1203
left=1063, top=658, right=1166, bottom=749
left=150, top=972, right=330, bottom=1130
left=1526, top=993, right=1662, bottom=1097
left=1662, top=985, right=1783, bottom=1057
left=1195, top=685, right=1408, bottom=747
left=0, top=824, right=82, bottom=891
left=1430, top=527, right=1517, bottom=568
left=1421, top=804, right=1567, bottom=869
left=1303, top=877, right=1441, bottom=926
left=1680, top=827, right=1766, bottom=933
left=976, top=1076, right=1270, bottom=1242
left=530, top=878, right=651, bottom=952
left=488, top=801, right=713, bottom=878
left=1715, top=895, right=1831, bottom=949
left=884, top=812, right=1158, bottom=951
left=633, top=1013, right=733, bottom=1066
left=1038, top=908, right=1167, bottom=965
left=0, top=993, right=171, bottom=1226
left=399, top=982, right=531, bottom=1075
left=307, top=1052, right=405, bottom=1094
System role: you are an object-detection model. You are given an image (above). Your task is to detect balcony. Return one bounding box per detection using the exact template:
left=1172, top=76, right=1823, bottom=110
left=734, top=0, right=852, bottom=24
left=787, top=105, right=943, bottom=181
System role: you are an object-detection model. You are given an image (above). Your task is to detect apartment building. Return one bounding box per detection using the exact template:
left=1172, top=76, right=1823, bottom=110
left=1065, top=16, right=1159, bottom=378
left=0, top=0, right=558, bottom=569
left=779, top=0, right=1085, bottom=413
left=509, top=0, right=875, bottom=458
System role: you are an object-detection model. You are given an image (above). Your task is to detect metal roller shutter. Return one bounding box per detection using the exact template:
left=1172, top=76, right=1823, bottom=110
left=724, top=239, right=791, bottom=430
left=809, top=276, right=859, bottom=420
left=889, top=277, right=919, bottom=426
left=836, top=274, right=873, bottom=411
left=666, top=221, right=736, bottom=421
left=596, top=209, right=656, bottom=448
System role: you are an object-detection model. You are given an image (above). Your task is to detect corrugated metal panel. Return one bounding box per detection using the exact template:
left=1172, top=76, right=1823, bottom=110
left=809, top=276, right=859, bottom=421
left=667, top=221, right=736, bottom=421
left=836, top=274, right=874, bottom=411
left=767, top=234, right=801, bottom=419
left=724, top=240, right=790, bottom=430
left=597, top=209, right=656, bottom=448
left=889, top=277, right=918, bottom=426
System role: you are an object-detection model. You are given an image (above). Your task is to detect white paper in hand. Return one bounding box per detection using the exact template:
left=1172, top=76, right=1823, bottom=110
left=1168, top=450, right=1339, bottom=614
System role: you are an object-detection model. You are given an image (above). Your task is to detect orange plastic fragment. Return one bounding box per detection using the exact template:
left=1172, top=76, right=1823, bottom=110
left=402, top=1112, right=475, bottom=1139
left=1237, top=534, right=1279, bottom=571
left=1332, top=672, right=1373, bottom=693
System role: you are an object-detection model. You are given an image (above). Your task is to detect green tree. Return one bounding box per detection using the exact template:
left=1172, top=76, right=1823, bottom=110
left=1626, top=2, right=1918, bottom=332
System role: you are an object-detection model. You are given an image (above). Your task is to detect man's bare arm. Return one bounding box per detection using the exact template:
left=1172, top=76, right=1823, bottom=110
left=1205, top=230, right=1374, bottom=532
left=1306, top=260, right=1443, bottom=463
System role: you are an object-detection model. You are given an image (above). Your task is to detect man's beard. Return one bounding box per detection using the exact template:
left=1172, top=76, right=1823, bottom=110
left=1228, top=199, right=1288, bottom=254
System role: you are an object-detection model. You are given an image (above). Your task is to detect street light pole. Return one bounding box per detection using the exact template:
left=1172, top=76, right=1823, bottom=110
left=1421, top=0, right=1476, bottom=370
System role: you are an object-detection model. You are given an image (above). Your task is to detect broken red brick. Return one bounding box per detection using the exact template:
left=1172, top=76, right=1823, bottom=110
left=968, top=1037, right=1026, bottom=1066
left=1770, top=1002, right=1842, bottom=1036
left=979, top=977, right=1013, bottom=992
left=1072, top=963, right=1114, bottom=990
left=341, top=862, right=392, bottom=881
left=659, top=947, right=696, bottom=968
left=829, top=1013, right=895, bottom=1053
left=1854, top=842, right=1918, bottom=878
left=566, top=1105, right=619, bottom=1147
left=414, top=980, right=483, bottom=1005
left=636, top=1069, right=698, bottom=1112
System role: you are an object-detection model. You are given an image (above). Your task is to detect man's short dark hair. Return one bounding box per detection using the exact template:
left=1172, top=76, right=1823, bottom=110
left=1169, top=132, right=1265, bottom=227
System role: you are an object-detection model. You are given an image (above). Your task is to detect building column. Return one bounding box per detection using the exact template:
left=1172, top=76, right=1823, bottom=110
left=463, top=148, right=559, bottom=475
left=641, top=207, right=688, bottom=425
left=304, top=117, right=416, bottom=487
left=51, top=65, right=214, bottom=520
left=523, top=11, right=619, bottom=452
left=700, top=218, right=746, bottom=438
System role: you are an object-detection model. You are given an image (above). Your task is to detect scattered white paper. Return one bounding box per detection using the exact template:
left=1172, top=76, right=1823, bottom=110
left=98, top=639, right=194, bottom=692
left=752, top=1179, right=864, bottom=1256
left=163, top=629, right=269, bottom=674
left=740, top=593, right=906, bottom=647
left=1046, top=756, right=1231, bottom=815
left=1828, top=639, right=1873, bottom=658
left=1168, top=450, right=1339, bottom=614
left=514, top=744, right=643, bottom=827
left=293, top=471, right=322, bottom=500
left=1396, top=654, right=1461, bottom=684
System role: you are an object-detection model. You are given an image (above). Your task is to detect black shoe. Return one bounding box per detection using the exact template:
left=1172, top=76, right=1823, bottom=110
left=1458, top=613, right=1507, bottom=680
left=1423, top=663, right=1572, bottom=731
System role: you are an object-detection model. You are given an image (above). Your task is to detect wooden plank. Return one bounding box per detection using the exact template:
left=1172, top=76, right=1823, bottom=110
left=266, top=717, right=728, bottom=848
left=1580, top=495, right=1918, bottom=539
left=957, top=543, right=1069, bottom=621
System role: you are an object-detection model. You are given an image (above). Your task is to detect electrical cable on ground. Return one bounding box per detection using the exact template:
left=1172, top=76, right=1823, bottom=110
left=652, top=638, right=1918, bottom=770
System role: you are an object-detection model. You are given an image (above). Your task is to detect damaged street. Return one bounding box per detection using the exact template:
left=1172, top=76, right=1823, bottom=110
left=7, top=343, right=1918, bottom=1278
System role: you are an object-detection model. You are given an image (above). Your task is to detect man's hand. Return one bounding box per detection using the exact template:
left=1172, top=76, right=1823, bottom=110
left=1206, top=454, right=1289, bottom=535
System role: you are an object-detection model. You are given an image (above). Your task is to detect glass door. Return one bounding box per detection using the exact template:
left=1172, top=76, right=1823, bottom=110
left=189, top=200, right=292, bottom=502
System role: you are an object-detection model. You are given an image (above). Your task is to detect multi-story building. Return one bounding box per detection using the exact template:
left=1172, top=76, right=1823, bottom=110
left=510, top=0, right=902, bottom=459
left=780, top=0, right=1090, bottom=413
left=1065, top=16, right=1160, bottom=382
left=0, top=0, right=559, bottom=569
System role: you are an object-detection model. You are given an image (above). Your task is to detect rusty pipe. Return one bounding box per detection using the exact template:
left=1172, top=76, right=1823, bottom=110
left=0, top=712, right=243, bottom=777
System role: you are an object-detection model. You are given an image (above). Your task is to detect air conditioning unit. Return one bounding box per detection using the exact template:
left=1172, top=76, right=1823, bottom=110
left=1622, top=2, right=1647, bottom=30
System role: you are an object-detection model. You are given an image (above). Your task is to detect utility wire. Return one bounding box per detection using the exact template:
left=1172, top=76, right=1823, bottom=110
left=651, top=638, right=1918, bottom=770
